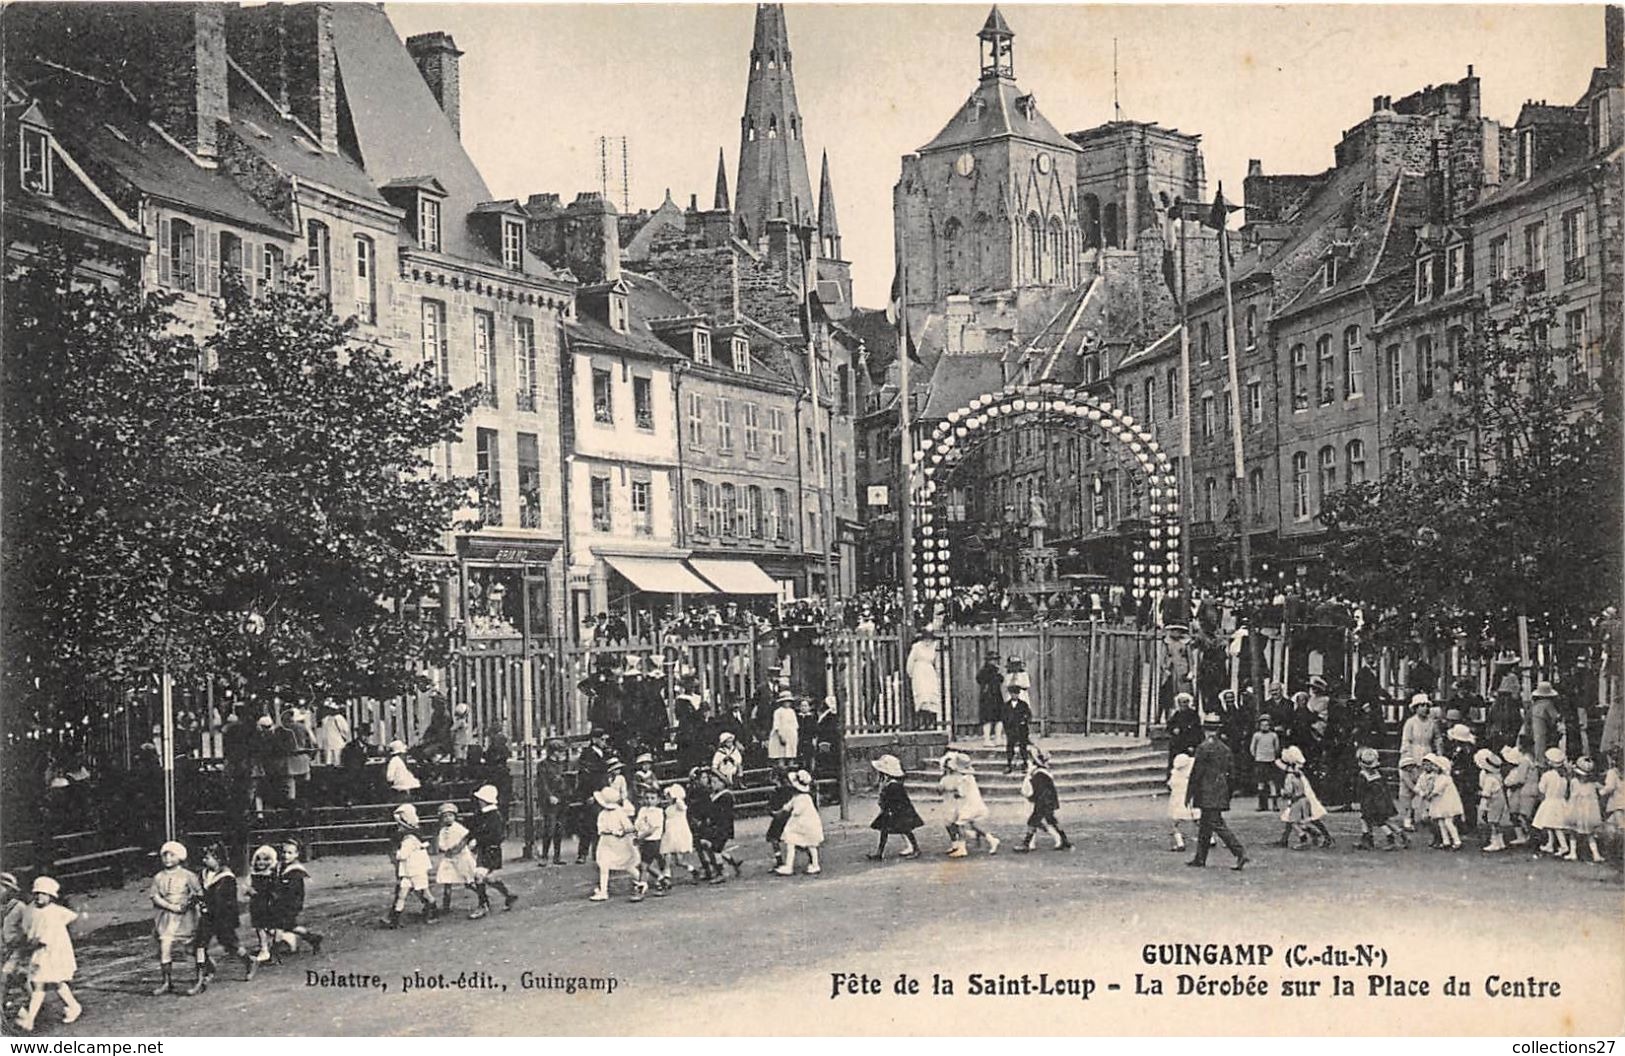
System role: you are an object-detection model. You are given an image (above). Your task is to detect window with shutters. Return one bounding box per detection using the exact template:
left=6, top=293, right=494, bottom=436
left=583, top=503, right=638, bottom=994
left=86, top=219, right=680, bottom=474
left=717, top=398, right=733, bottom=451
left=1415, top=256, right=1434, bottom=303
left=260, top=244, right=284, bottom=293
left=690, top=479, right=710, bottom=539
left=1524, top=221, right=1546, bottom=289
left=1417, top=335, right=1435, bottom=401
left=354, top=235, right=376, bottom=322
left=1385, top=345, right=1402, bottom=408
left=687, top=392, right=704, bottom=446
left=732, top=336, right=751, bottom=374
left=747, top=485, right=765, bottom=538
left=709, top=481, right=726, bottom=538
left=773, top=488, right=791, bottom=541
left=1316, top=335, right=1335, bottom=405
left=770, top=408, right=786, bottom=458
left=517, top=433, right=542, bottom=528
left=1446, top=244, right=1466, bottom=292
left=475, top=311, right=497, bottom=408
left=514, top=318, right=537, bottom=411
left=219, top=231, right=248, bottom=294
left=1318, top=446, right=1337, bottom=506
left=1561, top=209, right=1587, bottom=283
left=591, top=474, right=612, bottom=532
left=167, top=219, right=198, bottom=292
left=743, top=403, right=760, bottom=455
left=306, top=220, right=330, bottom=296
left=421, top=299, right=448, bottom=382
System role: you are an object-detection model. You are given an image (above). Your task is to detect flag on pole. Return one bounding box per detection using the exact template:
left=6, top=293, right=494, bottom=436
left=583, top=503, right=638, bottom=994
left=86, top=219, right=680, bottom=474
left=1205, top=184, right=1242, bottom=282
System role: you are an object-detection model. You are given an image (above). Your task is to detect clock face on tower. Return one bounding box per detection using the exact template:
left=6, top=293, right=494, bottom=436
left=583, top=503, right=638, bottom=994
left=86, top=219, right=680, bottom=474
left=955, top=152, right=976, bottom=178
left=1035, top=152, right=1053, bottom=175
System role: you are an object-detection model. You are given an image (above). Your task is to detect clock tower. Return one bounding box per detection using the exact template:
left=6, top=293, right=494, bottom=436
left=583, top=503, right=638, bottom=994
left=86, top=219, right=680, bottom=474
left=896, top=6, right=1082, bottom=316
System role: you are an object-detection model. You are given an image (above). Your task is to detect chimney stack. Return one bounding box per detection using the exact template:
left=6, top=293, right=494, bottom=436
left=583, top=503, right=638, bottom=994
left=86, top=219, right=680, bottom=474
left=1608, top=5, right=1623, bottom=71
left=406, top=31, right=463, bottom=138
left=527, top=192, right=622, bottom=284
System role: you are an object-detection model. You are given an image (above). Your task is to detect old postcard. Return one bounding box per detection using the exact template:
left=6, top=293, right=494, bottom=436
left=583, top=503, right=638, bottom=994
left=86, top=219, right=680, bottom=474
left=1, top=0, right=1621, bottom=1039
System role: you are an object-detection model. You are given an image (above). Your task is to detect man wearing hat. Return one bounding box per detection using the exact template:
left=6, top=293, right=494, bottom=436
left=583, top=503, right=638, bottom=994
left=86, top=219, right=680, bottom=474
left=573, top=730, right=612, bottom=864
left=1528, top=681, right=1562, bottom=763
left=1184, top=718, right=1248, bottom=870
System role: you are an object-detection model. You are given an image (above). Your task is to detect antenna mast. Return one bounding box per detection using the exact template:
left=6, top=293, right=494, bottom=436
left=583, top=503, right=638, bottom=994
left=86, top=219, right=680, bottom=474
left=1113, top=38, right=1122, bottom=121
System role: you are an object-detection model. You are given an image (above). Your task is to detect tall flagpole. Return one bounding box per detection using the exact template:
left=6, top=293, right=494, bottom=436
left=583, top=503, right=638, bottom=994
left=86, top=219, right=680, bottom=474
left=1216, top=183, right=1263, bottom=707
left=896, top=226, right=917, bottom=718
left=1176, top=204, right=1195, bottom=621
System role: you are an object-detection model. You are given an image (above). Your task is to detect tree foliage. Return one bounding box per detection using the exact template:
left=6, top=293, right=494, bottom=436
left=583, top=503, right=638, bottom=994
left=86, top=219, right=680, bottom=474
left=1317, top=286, right=1621, bottom=653
left=3, top=247, right=478, bottom=727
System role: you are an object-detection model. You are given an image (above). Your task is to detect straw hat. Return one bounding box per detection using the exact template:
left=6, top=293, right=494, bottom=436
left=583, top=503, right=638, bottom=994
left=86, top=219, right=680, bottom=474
left=159, top=840, right=188, bottom=861
left=393, top=803, right=420, bottom=827
left=438, top=802, right=460, bottom=816
left=870, top=754, right=904, bottom=779
left=1500, top=745, right=1525, bottom=765
left=472, top=784, right=499, bottom=805
left=1473, top=748, right=1500, bottom=772
left=1544, top=747, right=1566, bottom=766
left=1409, top=693, right=1431, bottom=708
left=31, top=876, right=59, bottom=898
left=387, top=739, right=408, bottom=755
left=634, top=753, right=654, bottom=765
left=664, top=783, right=686, bottom=803
left=1575, top=756, right=1595, bottom=775
left=1531, top=681, right=1559, bottom=699
left=1447, top=724, right=1476, bottom=744
left=593, top=787, right=622, bottom=809
left=1424, top=753, right=1452, bottom=771
left=776, top=688, right=795, bottom=703
left=1281, top=746, right=1306, bottom=767
left=788, top=769, right=813, bottom=792
left=0, top=871, right=18, bottom=895
left=718, top=731, right=737, bottom=746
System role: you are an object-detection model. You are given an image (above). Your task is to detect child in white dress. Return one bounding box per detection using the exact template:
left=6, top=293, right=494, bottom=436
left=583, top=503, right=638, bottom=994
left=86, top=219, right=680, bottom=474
left=1421, top=753, right=1464, bottom=850
left=434, top=804, right=478, bottom=915
left=1166, top=751, right=1198, bottom=852
left=938, top=752, right=1000, bottom=858
left=773, top=769, right=825, bottom=876
left=1532, top=748, right=1572, bottom=858
left=591, top=787, right=642, bottom=902
left=1565, top=757, right=1603, bottom=863
left=660, top=784, right=697, bottom=882
left=12, top=877, right=86, bottom=1032
left=149, top=841, right=201, bottom=996
left=383, top=804, right=439, bottom=927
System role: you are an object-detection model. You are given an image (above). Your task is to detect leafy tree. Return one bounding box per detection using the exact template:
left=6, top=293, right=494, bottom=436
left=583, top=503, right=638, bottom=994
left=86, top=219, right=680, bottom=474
left=2, top=247, right=478, bottom=735
left=1318, top=286, right=1621, bottom=654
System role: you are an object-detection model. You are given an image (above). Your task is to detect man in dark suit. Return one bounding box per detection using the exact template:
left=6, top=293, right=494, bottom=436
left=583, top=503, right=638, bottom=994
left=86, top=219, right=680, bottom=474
left=1185, top=718, right=1249, bottom=870
left=1166, top=692, right=1202, bottom=771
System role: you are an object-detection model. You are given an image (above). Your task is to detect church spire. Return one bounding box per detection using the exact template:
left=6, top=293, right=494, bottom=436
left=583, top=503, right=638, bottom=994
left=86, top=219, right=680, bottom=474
left=817, top=150, right=841, bottom=259
left=734, top=3, right=815, bottom=242
left=713, top=148, right=731, bottom=211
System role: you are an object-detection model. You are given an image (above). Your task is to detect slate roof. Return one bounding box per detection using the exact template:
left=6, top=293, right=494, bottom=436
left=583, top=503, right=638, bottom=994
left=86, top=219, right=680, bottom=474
left=622, top=193, right=686, bottom=261
left=921, top=350, right=1008, bottom=419
left=1273, top=170, right=1428, bottom=320
left=225, top=66, right=385, bottom=206
left=330, top=4, right=556, bottom=277
left=918, top=77, right=1077, bottom=155
left=1466, top=142, right=1624, bottom=216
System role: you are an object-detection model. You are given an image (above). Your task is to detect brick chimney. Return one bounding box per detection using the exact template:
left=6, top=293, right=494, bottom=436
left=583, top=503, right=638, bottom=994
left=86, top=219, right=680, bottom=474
left=227, top=4, right=338, bottom=153
left=1608, top=5, right=1623, bottom=72
left=406, top=31, right=463, bottom=138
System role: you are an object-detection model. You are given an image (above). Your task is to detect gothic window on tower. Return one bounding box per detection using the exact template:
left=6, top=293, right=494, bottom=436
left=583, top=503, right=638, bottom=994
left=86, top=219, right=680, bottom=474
left=1048, top=218, right=1063, bottom=283
left=1027, top=214, right=1042, bottom=281
left=747, top=120, right=756, bottom=142
left=768, top=117, right=778, bottom=140
left=943, top=218, right=963, bottom=291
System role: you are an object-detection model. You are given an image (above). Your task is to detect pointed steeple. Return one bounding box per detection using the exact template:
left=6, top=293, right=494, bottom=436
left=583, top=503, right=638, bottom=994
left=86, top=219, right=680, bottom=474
left=734, top=3, right=816, bottom=242
left=979, top=5, right=1015, bottom=81
left=713, top=148, right=731, bottom=211
left=817, top=151, right=841, bottom=258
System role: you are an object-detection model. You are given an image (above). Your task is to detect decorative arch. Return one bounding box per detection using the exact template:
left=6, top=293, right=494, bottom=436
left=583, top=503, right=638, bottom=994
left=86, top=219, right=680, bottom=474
left=909, top=382, right=1183, bottom=616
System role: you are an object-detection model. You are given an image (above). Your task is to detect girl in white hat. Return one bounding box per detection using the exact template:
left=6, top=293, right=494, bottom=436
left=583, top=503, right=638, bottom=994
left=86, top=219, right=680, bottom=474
left=773, top=770, right=824, bottom=875
left=1565, top=757, right=1603, bottom=863
left=1420, top=754, right=1464, bottom=850
left=1501, top=746, right=1536, bottom=847
left=1532, top=748, right=1572, bottom=857
left=384, top=740, right=420, bottom=803
left=383, top=804, right=439, bottom=927
left=1276, top=747, right=1332, bottom=849
left=938, top=753, right=999, bottom=858
left=148, top=841, right=202, bottom=995
left=434, top=804, right=478, bottom=916
left=590, top=787, right=642, bottom=902
left=866, top=755, right=923, bottom=860
left=1165, top=750, right=1198, bottom=853
left=660, top=783, right=697, bottom=882
left=1475, top=748, right=1510, bottom=853
left=466, top=785, right=517, bottom=919
left=244, top=844, right=280, bottom=971
left=12, top=877, right=85, bottom=1032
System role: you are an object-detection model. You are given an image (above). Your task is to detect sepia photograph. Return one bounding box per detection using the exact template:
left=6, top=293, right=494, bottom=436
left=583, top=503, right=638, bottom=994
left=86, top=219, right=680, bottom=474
left=0, top=0, right=1621, bottom=1040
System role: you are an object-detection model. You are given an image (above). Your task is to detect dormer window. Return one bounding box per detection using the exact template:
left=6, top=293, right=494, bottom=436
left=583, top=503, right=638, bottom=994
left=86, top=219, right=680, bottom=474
left=502, top=219, right=524, bottom=272
left=731, top=336, right=751, bottom=374
left=1321, top=257, right=1339, bottom=290
left=1415, top=255, right=1435, bottom=303
left=1445, top=244, right=1466, bottom=293
left=1591, top=93, right=1613, bottom=152
left=20, top=126, right=51, bottom=195
left=419, top=194, right=443, bottom=252
left=609, top=290, right=629, bottom=334
left=693, top=329, right=712, bottom=365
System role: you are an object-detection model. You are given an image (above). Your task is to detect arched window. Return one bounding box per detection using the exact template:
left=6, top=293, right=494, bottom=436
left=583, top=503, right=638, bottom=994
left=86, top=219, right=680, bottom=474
left=1343, top=325, right=1363, bottom=398
left=1047, top=217, right=1063, bottom=283
left=1204, top=477, right=1219, bottom=523
left=1102, top=202, right=1119, bottom=249
left=1345, top=439, right=1367, bottom=484
left=1292, top=452, right=1310, bottom=519
left=1290, top=344, right=1309, bottom=409
left=747, top=120, right=757, bottom=142
left=1082, top=194, right=1102, bottom=249
left=767, top=116, right=778, bottom=140
left=942, top=217, right=963, bottom=293
left=1143, top=377, right=1156, bottom=422
left=1317, top=445, right=1337, bottom=506
left=1316, top=334, right=1335, bottom=404
left=1027, top=213, right=1043, bottom=280
left=972, top=213, right=990, bottom=285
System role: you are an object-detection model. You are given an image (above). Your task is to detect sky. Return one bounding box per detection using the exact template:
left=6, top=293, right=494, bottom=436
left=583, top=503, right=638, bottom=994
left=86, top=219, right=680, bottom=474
left=385, top=3, right=1608, bottom=307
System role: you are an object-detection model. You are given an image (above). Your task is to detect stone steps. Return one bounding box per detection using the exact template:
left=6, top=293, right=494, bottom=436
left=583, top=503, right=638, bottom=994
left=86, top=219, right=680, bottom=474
left=909, top=738, right=1168, bottom=802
